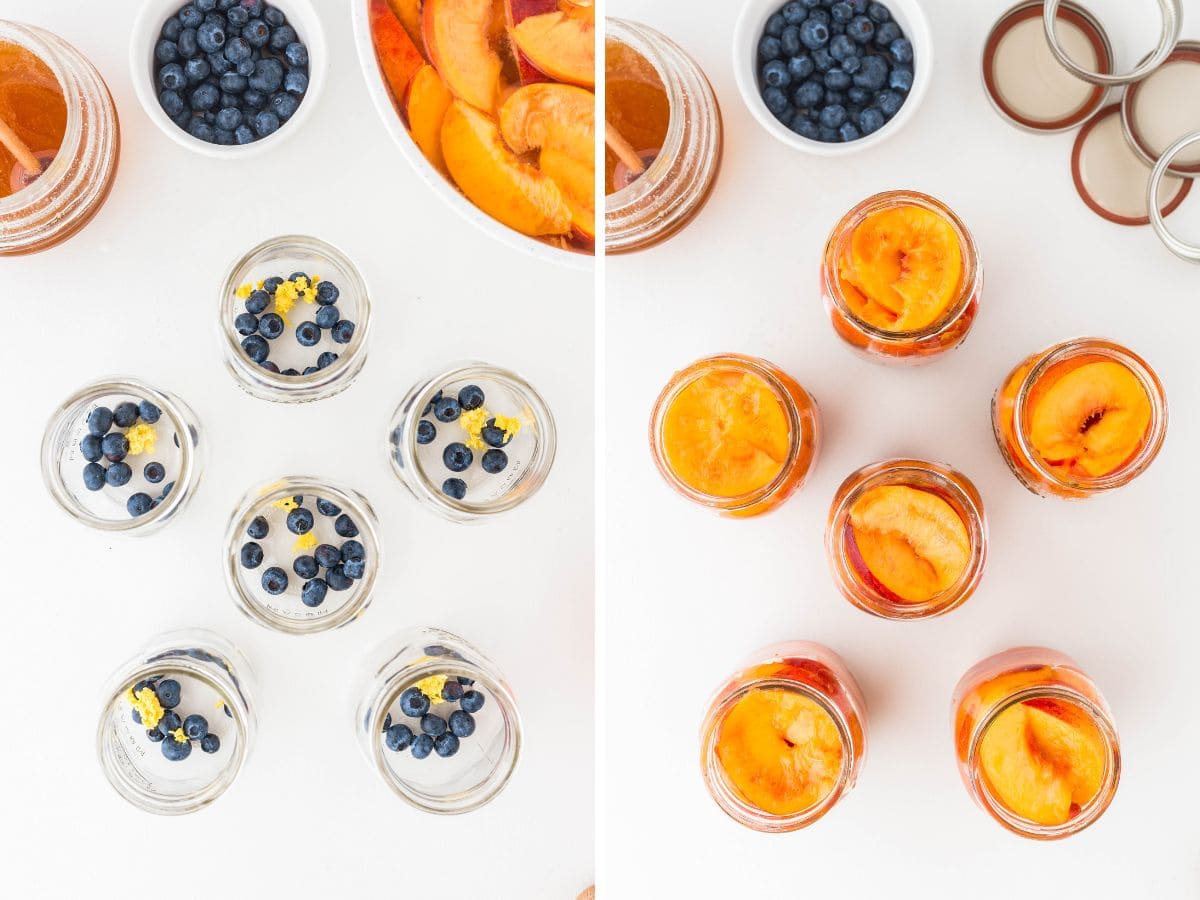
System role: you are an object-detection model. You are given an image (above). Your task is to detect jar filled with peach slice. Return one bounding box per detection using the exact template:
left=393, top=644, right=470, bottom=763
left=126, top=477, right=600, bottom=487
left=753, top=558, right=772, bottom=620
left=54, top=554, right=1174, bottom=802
left=952, top=647, right=1120, bottom=840
left=826, top=459, right=987, bottom=620
left=700, top=641, right=868, bottom=832
left=367, top=0, right=594, bottom=253
left=821, top=190, right=981, bottom=364
left=992, top=337, right=1167, bottom=499
left=649, top=354, right=819, bottom=518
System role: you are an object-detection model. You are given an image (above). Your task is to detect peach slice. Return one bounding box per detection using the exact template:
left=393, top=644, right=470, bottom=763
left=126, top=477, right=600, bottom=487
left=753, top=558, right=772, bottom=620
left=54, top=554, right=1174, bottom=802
left=387, top=0, right=426, bottom=57
left=371, top=0, right=426, bottom=105
left=848, top=485, right=970, bottom=603
left=423, top=0, right=504, bottom=112
left=404, top=63, right=454, bottom=174
left=509, top=7, right=595, bottom=88
left=716, top=688, right=843, bottom=817
left=504, top=0, right=558, bottom=84
left=979, top=701, right=1106, bottom=826
left=1029, top=361, right=1152, bottom=478
left=440, top=99, right=572, bottom=236
left=499, top=83, right=595, bottom=239
left=841, top=204, right=963, bottom=332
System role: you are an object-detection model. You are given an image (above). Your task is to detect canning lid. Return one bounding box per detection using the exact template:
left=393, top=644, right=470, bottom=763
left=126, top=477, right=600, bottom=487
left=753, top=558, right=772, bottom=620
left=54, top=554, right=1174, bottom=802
left=1071, top=103, right=1191, bottom=226
left=1121, top=41, right=1200, bottom=175
left=983, top=1, right=1111, bottom=132
left=1148, top=130, right=1200, bottom=261
left=1043, top=0, right=1182, bottom=86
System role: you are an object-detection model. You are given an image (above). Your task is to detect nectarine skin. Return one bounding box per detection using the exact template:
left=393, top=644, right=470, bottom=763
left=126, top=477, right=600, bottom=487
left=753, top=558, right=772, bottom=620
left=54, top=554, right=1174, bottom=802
left=371, top=0, right=426, bottom=107
left=509, top=8, right=595, bottom=88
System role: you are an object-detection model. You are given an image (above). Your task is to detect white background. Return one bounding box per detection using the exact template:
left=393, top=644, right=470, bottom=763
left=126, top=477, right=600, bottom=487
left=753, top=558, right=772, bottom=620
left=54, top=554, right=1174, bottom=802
left=603, top=0, right=1199, bottom=896
left=2, top=1, right=593, bottom=897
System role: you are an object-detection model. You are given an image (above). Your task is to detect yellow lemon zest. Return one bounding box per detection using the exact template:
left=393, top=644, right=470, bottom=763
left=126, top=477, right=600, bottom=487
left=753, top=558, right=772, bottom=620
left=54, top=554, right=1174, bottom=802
left=255, top=279, right=265, bottom=291
left=493, top=414, right=521, bottom=442
left=293, top=532, right=318, bottom=553
left=235, top=283, right=253, bottom=300
left=272, top=497, right=299, bottom=511
left=128, top=686, right=164, bottom=729
left=170, top=728, right=188, bottom=744
left=124, top=423, right=157, bottom=456
left=414, top=675, right=449, bottom=704
left=458, top=407, right=490, bottom=451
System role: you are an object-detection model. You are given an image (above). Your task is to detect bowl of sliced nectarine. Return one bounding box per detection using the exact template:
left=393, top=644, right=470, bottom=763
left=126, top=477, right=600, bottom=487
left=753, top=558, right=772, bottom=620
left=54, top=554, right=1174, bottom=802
left=351, top=0, right=595, bottom=266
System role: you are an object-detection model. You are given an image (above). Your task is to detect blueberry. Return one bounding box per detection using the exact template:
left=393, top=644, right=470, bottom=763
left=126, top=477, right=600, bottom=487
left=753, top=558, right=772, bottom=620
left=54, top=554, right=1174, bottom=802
left=234, top=124, right=256, bottom=145
left=160, top=711, right=182, bottom=733
left=267, top=92, right=299, bottom=121
left=190, top=82, right=219, bottom=112
left=159, top=62, right=186, bottom=92
left=208, top=51, right=232, bottom=75
left=219, top=71, right=247, bottom=94
left=292, top=321, right=319, bottom=347
left=825, top=68, right=852, bottom=90
left=201, top=734, right=221, bottom=754
left=240, top=541, right=264, bottom=568
left=422, top=390, right=442, bottom=416
left=838, top=121, right=862, bottom=141
left=269, top=24, right=297, bottom=52
left=399, top=687, right=430, bottom=718
left=441, top=478, right=467, bottom=500
left=326, top=565, right=353, bottom=591
left=147, top=728, right=165, bottom=742
left=420, top=713, right=447, bottom=737
left=758, top=60, right=790, bottom=94
left=286, top=508, right=314, bottom=535
left=241, top=335, right=269, bottom=363
left=434, top=733, right=460, bottom=757
left=127, top=492, right=153, bottom=517
left=781, top=1, right=807, bottom=25
left=868, top=2, right=891, bottom=22
left=451, top=386, right=483, bottom=414
left=344, top=558, right=367, bottom=580
left=239, top=520, right=268, bottom=546
left=442, top=442, right=473, bottom=473
left=848, top=85, right=871, bottom=105
left=481, top=419, right=511, bottom=448
left=785, top=115, right=816, bottom=138
left=334, top=514, right=358, bottom=538
left=264, top=5, right=286, bottom=26
left=223, top=35, right=251, bottom=63
left=829, top=33, right=857, bottom=62
left=433, top=396, right=461, bottom=423
left=261, top=566, right=288, bottom=594
left=82, top=463, right=105, bottom=491
left=479, top=449, right=508, bottom=474
left=317, top=351, right=338, bottom=369
left=79, top=434, right=103, bottom=463
left=162, top=16, right=183, bottom=40
left=159, top=88, right=186, bottom=118
left=385, top=723, right=414, bottom=752
left=794, top=79, right=824, bottom=108
left=284, top=41, right=308, bottom=67
left=155, top=39, right=179, bottom=65
left=177, top=28, right=199, bottom=59
left=764, top=12, right=786, bottom=37
left=331, top=320, right=354, bottom=344
left=140, top=461, right=165, bottom=485
left=314, top=499, right=339, bottom=519
left=258, top=313, right=284, bottom=339
left=335, top=540, right=363, bottom=564
left=196, top=0, right=217, bottom=10
left=226, top=5, right=249, bottom=26
left=411, top=734, right=434, bottom=759
left=458, top=677, right=475, bottom=686
left=243, top=19, right=271, bottom=48
left=316, top=281, right=339, bottom=305
left=157, top=679, right=182, bottom=708
left=239, top=61, right=258, bottom=79
left=448, top=709, right=476, bottom=738
left=460, top=690, right=485, bottom=713
left=137, top=400, right=161, bottom=424
left=780, top=25, right=802, bottom=57
left=196, top=20, right=226, bottom=53
left=183, top=714, right=208, bottom=740
left=283, top=69, right=307, bottom=96
left=762, top=86, right=789, bottom=117
left=816, top=104, right=845, bottom=129
left=233, top=311, right=258, bottom=336
left=160, top=481, right=175, bottom=499
left=853, top=53, right=888, bottom=90
left=825, top=89, right=847, bottom=107
left=187, top=118, right=215, bottom=142
left=842, top=54, right=862, bottom=73
left=242, top=290, right=268, bottom=315
left=161, top=734, right=192, bottom=762
left=787, top=54, right=814, bottom=80
left=215, top=106, right=242, bottom=131
left=250, top=110, right=279, bottom=137
left=874, top=20, right=901, bottom=49
left=249, top=57, right=284, bottom=93
left=890, top=37, right=913, bottom=64
left=831, top=2, right=854, bottom=23
left=86, top=407, right=113, bottom=437
left=179, top=5, right=204, bottom=28
left=889, top=66, right=913, bottom=92
left=877, top=89, right=903, bottom=117
left=442, top=681, right=464, bottom=702
left=311, top=295, right=331, bottom=325
left=293, top=555, right=318, bottom=579
left=847, top=15, right=874, bottom=43
left=758, top=35, right=782, bottom=61
left=800, top=18, right=830, bottom=49
left=101, top=432, right=129, bottom=463
left=314, top=544, right=340, bottom=568
left=301, top=578, right=327, bottom=607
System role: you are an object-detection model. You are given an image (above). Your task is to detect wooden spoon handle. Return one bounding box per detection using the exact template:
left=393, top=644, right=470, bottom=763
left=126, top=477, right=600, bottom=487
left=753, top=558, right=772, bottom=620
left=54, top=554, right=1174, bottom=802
left=0, top=114, right=42, bottom=176
left=604, top=120, right=645, bottom=176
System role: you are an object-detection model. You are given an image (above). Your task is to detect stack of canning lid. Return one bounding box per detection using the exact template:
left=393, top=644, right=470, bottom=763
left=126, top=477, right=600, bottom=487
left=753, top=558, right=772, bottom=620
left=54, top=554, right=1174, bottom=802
left=982, top=0, right=1200, bottom=261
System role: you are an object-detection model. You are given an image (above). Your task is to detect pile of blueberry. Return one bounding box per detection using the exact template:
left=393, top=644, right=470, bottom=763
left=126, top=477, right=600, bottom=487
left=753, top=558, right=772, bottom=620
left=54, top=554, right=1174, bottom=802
left=128, top=676, right=226, bottom=762
left=415, top=384, right=516, bottom=501
left=154, top=0, right=310, bottom=145
left=79, top=400, right=174, bottom=518
left=757, top=0, right=915, bottom=143
left=235, top=273, right=353, bottom=376
left=382, top=678, right=485, bottom=760
left=238, top=495, right=366, bottom=609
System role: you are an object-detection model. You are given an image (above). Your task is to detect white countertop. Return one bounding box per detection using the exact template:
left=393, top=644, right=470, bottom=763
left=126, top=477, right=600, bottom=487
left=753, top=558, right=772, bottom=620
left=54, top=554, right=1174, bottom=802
left=602, top=0, right=1199, bottom=896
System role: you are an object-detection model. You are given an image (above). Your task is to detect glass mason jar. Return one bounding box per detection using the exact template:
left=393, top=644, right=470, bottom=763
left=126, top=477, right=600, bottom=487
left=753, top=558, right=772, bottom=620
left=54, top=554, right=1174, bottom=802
left=605, top=19, right=723, bottom=254
left=0, top=21, right=120, bottom=255
left=992, top=337, right=1167, bottom=499
left=218, top=235, right=371, bottom=403
left=354, top=627, right=522, bottom=814
left=387, top=361, right=557, bottom=523
left=951, top=646, right=1120, bottom=840
left=223, top=475, right=381, bottom=635
left=700, top=641, right=868, bottom=832
left=649, top=353, right=820, bottom=518
left=821, top=190, right=982, bottom=364
left=826, top=458, right=988, bottom=620
left=95, top=628, right=257, bottom=816
left=41, top=376, right=205, bottom=535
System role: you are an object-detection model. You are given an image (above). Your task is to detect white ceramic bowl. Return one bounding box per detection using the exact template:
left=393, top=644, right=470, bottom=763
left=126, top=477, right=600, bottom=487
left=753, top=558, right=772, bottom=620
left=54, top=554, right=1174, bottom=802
left=732, top=0, right=932, bottom=156
left=130, top=0, right=327, bottom=159
left=349, top=1, right=591, bottom=270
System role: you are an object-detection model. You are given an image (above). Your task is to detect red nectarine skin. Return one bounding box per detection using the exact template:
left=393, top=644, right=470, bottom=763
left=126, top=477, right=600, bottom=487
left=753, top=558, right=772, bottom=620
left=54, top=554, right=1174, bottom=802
left=509, top=8, right=595, bottom=89
left=387, top=0, right=427, bottom=57
left=371, top=0, right=426, bottom=107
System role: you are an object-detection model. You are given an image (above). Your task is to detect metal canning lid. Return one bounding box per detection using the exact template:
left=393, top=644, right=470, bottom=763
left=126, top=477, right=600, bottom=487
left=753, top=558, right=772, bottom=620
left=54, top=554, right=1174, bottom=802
left=1148, top=130, right=1200, bottom=261
left=983, top=1, right=1111, bottom=133
left=1071, top=103, right=1192, bottom=226
left=1121, top=41, right=1200, bottom=176
left=1043, top=0, right=1182, bottom=87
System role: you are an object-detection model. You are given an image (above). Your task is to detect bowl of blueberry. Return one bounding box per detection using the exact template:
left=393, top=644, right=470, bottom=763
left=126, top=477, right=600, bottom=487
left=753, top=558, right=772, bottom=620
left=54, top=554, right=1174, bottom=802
left=734, top=0, right=931, bottom=154
left=131, top=0, right=325, bottom=155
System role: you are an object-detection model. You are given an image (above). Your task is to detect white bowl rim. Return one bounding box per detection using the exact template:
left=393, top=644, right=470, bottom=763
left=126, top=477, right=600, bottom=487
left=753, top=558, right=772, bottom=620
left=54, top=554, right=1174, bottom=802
left=732, top=0, right=933, bottom=156
left=348, top=0, right=593, bottom=271
left=129, top=0, right=328, bottom=160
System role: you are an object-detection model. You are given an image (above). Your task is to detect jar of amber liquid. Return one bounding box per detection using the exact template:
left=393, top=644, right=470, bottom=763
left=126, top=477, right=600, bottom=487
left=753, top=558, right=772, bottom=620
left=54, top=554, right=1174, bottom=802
left=605, top=19, right=722, bottom=254
left=821, top=190, right=981, bottom=364
left=826, top=459, right=987, bottom=620
left=700, top=641, right=868, bottom=832
left=649, top=353, right=819, bottom=518
left=992, top=337, right=1167, bottom=499
left=0, top=21, right=119, bottom=255
left=952, top=647, right=1120, bottom=840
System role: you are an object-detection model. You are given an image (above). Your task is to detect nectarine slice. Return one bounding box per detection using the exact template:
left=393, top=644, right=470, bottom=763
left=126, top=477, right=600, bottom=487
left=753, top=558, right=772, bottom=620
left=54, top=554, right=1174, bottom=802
left=1029, top=361, right=1151, bottom=478
left=404, top=63, right=454, bottom=174
left=441, top=99, right=572, bottom=236
left=371, top=0, right=426, bottom=105
left=509, top=8, right=595, bottom=88
left=848, top=485, right=970, bottom=603
left=661, top=369, right=790, bottom=498
left=841, top=205, right=964, bottom=332
left=423, top=0, right=504, bottom=112
left=387, top=0, right=426, bottom=57
left=716, top=688, right=843, bottom=817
